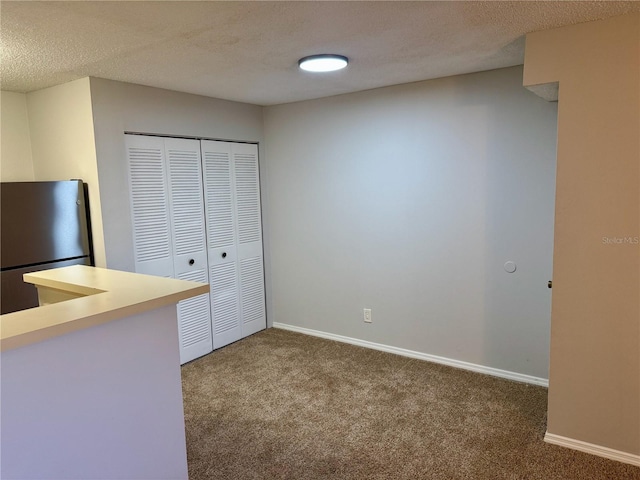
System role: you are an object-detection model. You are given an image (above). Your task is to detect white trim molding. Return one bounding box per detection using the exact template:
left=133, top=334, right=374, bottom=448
left=272, top=323, right=548, bottom=387
left=545, top=432, right=640, bottom=467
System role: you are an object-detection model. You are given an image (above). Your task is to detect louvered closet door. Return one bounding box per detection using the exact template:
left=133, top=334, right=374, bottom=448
left=165, top=138, right=213, bottom=364
left=126, top=134, right=174, bottom=278
left=201, top=140, right=241, bottom=348
left=233, top=143, right=266, bottom=338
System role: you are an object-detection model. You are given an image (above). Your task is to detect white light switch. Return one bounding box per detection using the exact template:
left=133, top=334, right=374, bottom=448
left=364, top=308, right=372, bottom=323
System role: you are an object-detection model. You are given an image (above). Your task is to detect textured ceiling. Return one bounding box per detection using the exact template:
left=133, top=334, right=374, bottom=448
left=2, top=1, right=639, bottom=106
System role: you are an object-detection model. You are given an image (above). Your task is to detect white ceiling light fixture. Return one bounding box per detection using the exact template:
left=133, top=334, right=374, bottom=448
left=298, top=54, right=349, bottom=73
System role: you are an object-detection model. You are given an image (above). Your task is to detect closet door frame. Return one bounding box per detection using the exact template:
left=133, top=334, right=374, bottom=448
left=127, top=134, right=266, bottom=355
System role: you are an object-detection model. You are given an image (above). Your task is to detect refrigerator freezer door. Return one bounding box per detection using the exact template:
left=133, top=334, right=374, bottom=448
left=1, top=181, right=92, bottom=268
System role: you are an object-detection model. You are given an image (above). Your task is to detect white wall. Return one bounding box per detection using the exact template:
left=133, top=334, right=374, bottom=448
left=264, top=66, right=558, bottom=379
left=1, top=305, right=188, bottom=479
left=0, top=91, right=34, bottom=181
left=88, top=78, right=271, bottom=321
left=26, top=79, right=106, bottom=266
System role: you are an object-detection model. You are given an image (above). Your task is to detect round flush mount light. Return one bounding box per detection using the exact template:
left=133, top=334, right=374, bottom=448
left=298, top=54, right=349, bottom=72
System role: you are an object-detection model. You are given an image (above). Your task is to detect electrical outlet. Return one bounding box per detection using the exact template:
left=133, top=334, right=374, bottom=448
left=363, top=308, right=372, bottom=323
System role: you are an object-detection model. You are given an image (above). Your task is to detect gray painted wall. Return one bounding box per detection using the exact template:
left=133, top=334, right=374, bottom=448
left=263, top=66, right=557, bottom=379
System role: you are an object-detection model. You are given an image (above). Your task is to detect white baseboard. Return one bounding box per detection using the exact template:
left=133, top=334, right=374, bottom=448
left=272, top=322, right=549, bottom=387
left=545, top=432, right=640, bottom=467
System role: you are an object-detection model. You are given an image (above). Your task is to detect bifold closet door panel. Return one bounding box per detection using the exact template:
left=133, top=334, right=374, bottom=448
left=233, top=143, right=266, bottom=338
left=176, top=269, right=213, bottom=364
left=127, top=134, right=212, bottom=365
left=165, top=138, right=208, bottom=278
left=126, top=134, right=174, bottom=278
left=201, top=140, right=241, bottom=348
left=165, top=138, right=213, bottom=363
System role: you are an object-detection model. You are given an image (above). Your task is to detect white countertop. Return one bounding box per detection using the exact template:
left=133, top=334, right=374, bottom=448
left=0, top=265, right=209, bottom=352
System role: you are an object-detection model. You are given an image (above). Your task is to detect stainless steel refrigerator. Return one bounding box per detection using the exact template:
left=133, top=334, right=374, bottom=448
left=1, top=180, right=94, bottom=314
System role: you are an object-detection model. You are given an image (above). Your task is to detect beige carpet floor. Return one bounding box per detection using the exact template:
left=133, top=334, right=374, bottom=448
left=181, top=328, right=640, bottom=480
